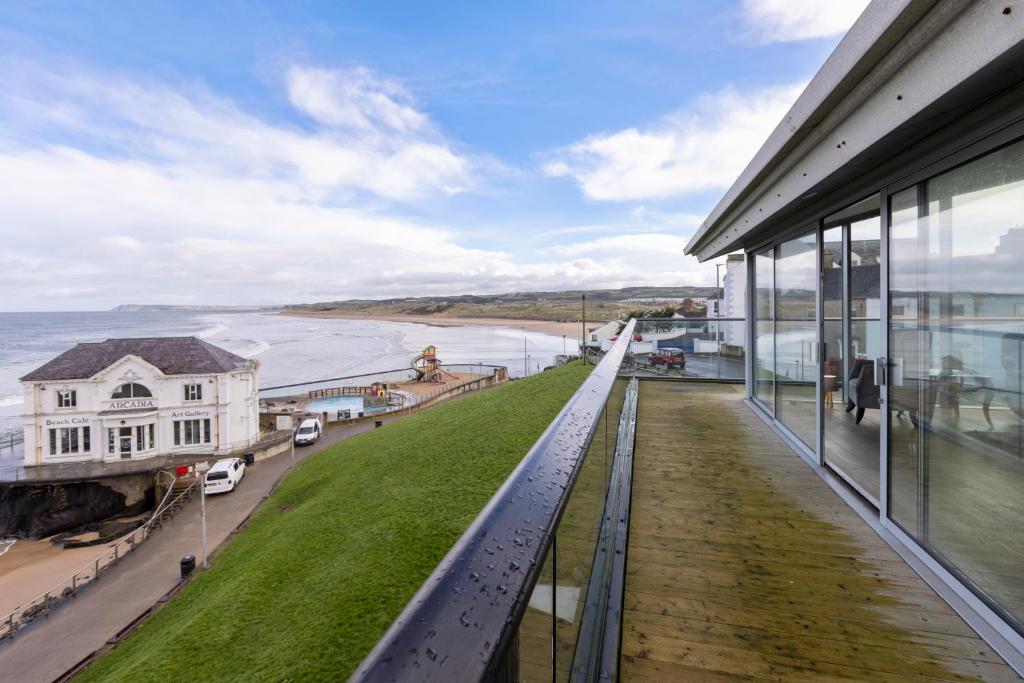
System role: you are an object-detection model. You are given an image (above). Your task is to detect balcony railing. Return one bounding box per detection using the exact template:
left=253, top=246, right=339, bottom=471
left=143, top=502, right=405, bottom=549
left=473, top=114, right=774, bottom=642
left=350, top=320, right=639, bottom=682
left=619, top=317, right=745, bottom=381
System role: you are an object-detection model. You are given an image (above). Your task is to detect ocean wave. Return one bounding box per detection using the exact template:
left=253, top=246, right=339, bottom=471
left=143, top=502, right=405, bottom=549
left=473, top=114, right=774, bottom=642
left=0, top=540, right=14, bottom=557
left=0, top=395, right=23, bottom=408
left=197, top=321, right=230, bottom=339
left=241, top=339, right=271, bottom=357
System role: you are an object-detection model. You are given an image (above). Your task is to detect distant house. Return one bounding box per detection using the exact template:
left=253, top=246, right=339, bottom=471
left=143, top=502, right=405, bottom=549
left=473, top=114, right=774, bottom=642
left=584, top=320, right=621, bottom=351
left=20, top=337, right=259, bottom=467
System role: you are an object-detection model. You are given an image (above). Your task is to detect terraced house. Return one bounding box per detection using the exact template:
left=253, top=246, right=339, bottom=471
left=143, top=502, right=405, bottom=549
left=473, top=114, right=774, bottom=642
left=351, top=2, right=1024, bottom=680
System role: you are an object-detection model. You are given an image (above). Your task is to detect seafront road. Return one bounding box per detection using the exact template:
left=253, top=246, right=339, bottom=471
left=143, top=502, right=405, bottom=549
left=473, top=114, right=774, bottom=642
left=0, top=418, right=391, bottom=683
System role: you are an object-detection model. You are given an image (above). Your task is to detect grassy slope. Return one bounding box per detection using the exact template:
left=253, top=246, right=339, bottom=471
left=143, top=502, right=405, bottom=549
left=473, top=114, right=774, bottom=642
left=80, top=363, right=590, bottom=682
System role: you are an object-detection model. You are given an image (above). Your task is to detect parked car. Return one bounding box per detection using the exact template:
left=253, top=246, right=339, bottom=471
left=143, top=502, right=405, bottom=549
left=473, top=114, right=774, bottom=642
left=294, top=417, right=322, bottom=446
left=204, top=458, right=245, bottom=495
left=650, top=347, right=686, bottom=368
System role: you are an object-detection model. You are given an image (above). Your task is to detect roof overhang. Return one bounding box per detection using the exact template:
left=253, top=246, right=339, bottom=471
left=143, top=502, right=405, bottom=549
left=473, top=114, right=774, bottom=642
left=686, top=0, right=1024, bottom=261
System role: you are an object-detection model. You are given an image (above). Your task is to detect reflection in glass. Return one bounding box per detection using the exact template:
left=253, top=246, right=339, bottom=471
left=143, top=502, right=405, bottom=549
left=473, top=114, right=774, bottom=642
left=754, top=250, right=775, bottom=410
left=775, top=233, right=818, bottom=447
left=518, top=545, right=554, bottom=680
left=889, top=139, right=1024, bottom=631
left=821, top=212, right=882, bottom=502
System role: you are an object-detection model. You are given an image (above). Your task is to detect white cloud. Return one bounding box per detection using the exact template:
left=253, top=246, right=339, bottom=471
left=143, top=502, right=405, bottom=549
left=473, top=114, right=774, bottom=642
left=287, top=65, right=427, bottom=133
left=0, top=62, right=470, bottom=202
left=545, top=82, right=805, bottom=202
left=0, top=61, right=726, bottom=309
left=738, top=0, right=869, bottom=44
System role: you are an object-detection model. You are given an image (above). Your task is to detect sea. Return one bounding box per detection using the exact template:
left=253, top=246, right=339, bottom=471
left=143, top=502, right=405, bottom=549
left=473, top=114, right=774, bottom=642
left=0, top=310, right=567, bottom=450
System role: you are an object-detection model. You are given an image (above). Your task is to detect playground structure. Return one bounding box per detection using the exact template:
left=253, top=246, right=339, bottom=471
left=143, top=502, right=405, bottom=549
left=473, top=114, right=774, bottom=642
left=411, top=345, right=457, bottom=383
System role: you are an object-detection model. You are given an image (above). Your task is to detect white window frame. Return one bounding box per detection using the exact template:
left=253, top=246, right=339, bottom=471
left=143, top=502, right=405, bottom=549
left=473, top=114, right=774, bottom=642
left=184, top=383, right=202, bottom=402
left=56, top=389, right=76, bottom=409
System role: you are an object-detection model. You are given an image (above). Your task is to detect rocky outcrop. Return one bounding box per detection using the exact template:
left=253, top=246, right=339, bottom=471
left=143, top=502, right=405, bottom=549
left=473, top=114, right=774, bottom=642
left=0, top=476, right=154, bottom=539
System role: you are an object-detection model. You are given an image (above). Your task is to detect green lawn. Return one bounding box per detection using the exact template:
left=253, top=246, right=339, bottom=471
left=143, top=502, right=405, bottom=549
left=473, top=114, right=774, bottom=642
left=80, top=362, right=590, bottom=682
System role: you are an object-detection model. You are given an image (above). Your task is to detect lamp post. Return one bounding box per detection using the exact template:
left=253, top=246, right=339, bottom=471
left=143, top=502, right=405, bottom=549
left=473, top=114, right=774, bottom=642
left=581, top=294, right=587, bottom=366
left=199, top=469, right=208, bottom=568
left=716, top=262, right=725, bottom=377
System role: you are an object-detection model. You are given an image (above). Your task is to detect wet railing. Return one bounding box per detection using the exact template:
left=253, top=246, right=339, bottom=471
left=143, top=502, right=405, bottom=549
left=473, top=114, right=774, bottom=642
left=1, top=471, right=199, bottom=639
left=618, top=317, right=746, bottom=381
left=350, top=320, right=637, bottom=683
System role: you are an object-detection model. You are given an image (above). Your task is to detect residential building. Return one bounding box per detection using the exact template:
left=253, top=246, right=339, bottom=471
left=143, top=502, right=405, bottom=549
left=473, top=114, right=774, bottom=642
left=20, top=337, right=259, bottom=466
left=685, top=0, right=1024, bottom=667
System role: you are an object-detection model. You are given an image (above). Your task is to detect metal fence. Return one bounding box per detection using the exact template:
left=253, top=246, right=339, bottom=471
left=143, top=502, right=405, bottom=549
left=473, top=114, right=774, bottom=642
left=1, top=471, right=199, bottom=639
left=258, top=363, right=508, bottom=401
left=350, top=320, right=638, bottom=682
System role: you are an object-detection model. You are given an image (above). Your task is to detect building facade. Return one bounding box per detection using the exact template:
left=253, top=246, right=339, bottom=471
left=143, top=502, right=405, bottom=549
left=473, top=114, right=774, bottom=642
left=20, top=337, right=259, bottom=466
left=686, top=0, right=1024, bottom=670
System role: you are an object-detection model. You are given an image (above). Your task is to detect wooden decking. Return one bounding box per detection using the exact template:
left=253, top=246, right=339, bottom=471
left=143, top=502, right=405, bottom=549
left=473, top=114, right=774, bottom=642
left=621, top=381, right=1020, bottom=682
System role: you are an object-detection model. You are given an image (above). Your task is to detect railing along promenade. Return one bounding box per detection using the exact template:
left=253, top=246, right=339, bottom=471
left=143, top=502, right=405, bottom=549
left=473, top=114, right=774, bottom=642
left=258, top=363, right=508, bottom=401
left=1, top=471, right=199, bottom=639
left=351, top=320, right=639, bottom=682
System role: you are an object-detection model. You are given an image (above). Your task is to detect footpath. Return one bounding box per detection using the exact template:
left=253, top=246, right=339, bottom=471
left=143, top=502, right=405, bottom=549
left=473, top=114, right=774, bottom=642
left=0, top=418, right=388, bottom=683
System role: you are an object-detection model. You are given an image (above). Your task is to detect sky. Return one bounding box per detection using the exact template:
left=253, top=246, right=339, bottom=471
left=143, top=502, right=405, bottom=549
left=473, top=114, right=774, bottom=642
left=0, top=0, right=868, bottom=311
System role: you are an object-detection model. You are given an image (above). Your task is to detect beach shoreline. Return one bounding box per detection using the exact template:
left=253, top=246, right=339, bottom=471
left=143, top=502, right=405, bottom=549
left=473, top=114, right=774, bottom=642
left=277, top=311, right=597, bottom=339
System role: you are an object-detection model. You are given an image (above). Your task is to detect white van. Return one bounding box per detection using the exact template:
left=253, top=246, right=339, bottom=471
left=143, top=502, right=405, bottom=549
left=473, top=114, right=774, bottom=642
left=294, top=417, right=322, bottom=446
left=204, top=458, right=245, bottom=494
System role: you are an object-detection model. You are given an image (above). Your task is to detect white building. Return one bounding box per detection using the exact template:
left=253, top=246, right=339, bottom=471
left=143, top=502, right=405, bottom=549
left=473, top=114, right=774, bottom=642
left=20, top=337, right=260, bottom=467
left=722, top=253, right=746, bottom=346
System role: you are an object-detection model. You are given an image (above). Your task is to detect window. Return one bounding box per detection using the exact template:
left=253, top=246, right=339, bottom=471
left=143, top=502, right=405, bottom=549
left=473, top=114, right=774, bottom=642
left=48, top=426, right=90, bottom=456
left=184, top=383, right=202, bottom=401
left=136, top=426, right=145, bottom=451
left=107, top=428, right=115, bottom=454
left=174, top=418, right=211, bottom=446
left=56, top=389, right=76, bottom=408
left=148, top=423, right=155, bottom=450
left=111, top=382, right=152, bottom=399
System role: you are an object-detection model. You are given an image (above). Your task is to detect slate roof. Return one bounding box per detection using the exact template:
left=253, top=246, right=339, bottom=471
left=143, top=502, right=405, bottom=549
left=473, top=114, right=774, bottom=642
left=21, top=337, right=249, bottom=382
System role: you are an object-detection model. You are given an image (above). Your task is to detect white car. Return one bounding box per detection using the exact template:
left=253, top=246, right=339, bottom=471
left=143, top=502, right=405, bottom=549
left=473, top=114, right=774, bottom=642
left=294, top=417, right=322, bottom=446
left=203, top=458, right=245, bottom=494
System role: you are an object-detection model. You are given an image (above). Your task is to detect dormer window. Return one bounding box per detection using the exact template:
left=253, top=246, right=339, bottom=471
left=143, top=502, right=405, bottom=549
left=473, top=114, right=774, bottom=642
left=57, top=389, right=77, bottom=408
left=184, top=383, right=202, bottom=401
left=111, top=382, right=152, bottom=399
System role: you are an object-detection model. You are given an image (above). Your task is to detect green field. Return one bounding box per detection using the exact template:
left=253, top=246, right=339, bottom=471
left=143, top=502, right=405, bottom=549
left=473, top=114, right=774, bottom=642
left=282, top=285, right=719, bottom=322
left=80, top=362, right=590, bottom=682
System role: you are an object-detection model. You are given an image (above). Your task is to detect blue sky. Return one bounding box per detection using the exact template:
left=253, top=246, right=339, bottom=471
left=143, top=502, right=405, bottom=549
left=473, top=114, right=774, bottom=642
left=0, top=1, right=866, bottom=310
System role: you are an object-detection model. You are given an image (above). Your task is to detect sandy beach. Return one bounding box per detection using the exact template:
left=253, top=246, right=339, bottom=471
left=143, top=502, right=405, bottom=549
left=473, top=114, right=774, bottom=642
left=279, top=311, right=593, bottom=339
left=0, top=539, right=110, bottom=616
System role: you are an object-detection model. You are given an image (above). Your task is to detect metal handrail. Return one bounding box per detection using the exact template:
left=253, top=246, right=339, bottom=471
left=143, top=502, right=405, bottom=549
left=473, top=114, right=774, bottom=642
left=350, top=319, right=637, bottom=683
left=1, top=471, right=199, bottom=639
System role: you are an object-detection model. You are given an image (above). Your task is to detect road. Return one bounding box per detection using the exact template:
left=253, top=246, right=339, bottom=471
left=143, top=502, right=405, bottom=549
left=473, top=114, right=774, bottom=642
left=0, top=418, right=391, bottom=683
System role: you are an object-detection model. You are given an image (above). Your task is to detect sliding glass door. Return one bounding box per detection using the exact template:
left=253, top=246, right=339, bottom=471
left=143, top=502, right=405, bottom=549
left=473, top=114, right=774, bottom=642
left=888, top=138, right=1024, bottom=633
left=820, top=209, right=882, bottom=504
left=775, top=234, right=818, bottom=448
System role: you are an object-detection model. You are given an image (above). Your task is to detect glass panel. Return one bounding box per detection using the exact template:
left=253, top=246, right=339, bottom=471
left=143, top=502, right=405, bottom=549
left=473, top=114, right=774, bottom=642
left=555, top=387, right=616, bottom=678
left=623, top=319, right=745, bottom=380
left=754, top=250, right=775, bottom=410
left=889, top=140, right=1024, bottom=631
left=822, top=213, right=882, bottom=503
left=517, top=544, right=554, bottom=681
left=775, top=233, right=818, bottom=447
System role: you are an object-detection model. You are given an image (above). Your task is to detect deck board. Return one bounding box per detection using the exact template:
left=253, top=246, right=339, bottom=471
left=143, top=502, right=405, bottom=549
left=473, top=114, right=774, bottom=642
left=621, top=381, right=1021, bottom=682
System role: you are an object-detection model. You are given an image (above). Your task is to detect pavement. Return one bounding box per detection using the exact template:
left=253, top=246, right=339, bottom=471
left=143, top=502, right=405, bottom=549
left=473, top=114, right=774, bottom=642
left=0, top=417, right=392, bottom=683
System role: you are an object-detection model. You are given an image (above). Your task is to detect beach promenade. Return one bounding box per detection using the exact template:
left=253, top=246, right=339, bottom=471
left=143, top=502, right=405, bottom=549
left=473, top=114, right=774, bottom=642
left=0, top=418, right=390, bottom=683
